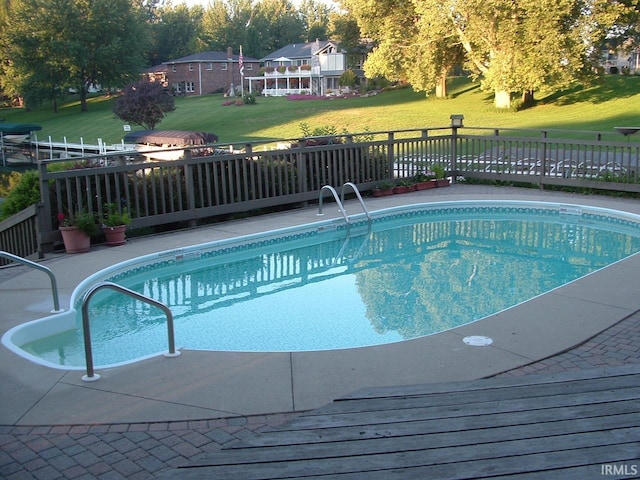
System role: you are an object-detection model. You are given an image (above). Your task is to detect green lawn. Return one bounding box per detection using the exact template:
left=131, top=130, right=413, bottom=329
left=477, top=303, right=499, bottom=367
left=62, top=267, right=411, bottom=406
left=1, top=76, right=639, bottom=145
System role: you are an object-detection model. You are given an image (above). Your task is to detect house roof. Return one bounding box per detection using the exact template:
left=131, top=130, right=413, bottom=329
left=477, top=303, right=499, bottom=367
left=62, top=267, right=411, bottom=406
left=168, top=51, right=259, bottom=64
left=260, top=41, right=335, bottom=62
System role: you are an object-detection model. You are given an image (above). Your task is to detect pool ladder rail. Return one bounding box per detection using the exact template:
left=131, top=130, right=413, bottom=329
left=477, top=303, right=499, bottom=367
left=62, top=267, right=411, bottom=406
left=317, top=182, right=371, bottom=224
left=0, top=251, right=63, bottom=313
left=80, top=281, right=180, bottom=382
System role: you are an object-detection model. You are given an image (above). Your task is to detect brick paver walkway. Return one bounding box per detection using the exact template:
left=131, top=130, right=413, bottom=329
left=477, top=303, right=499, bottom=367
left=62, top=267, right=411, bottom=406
left=2, top=311, right=639, bottom=479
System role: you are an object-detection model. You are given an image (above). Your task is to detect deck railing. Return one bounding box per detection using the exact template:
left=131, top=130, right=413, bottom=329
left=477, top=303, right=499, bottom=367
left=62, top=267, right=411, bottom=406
left=1, top=124, right=638, bottom=259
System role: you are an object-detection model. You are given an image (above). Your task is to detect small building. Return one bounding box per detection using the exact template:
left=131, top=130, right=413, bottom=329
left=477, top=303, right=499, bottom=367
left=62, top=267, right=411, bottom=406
left=158, top=48, right=260, bottom=96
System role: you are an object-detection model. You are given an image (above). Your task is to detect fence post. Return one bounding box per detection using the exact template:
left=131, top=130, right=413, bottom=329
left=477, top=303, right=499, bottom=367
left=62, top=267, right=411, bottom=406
left=296, top=141, right=307, bottom=196
left=450, top=115, right=464, bottom=184
left=387, top=132, right=395, bottom=181
left=37, top=161, right=55, bottom=253
left=183, top=150, right=197, bottom=228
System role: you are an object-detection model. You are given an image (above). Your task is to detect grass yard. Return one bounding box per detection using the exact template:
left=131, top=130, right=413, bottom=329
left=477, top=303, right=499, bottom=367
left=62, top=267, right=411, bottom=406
left=1, top=76, right=638, bottom=145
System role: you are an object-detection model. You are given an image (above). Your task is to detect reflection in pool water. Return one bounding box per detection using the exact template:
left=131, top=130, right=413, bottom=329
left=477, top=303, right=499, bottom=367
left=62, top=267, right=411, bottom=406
left=15, top=202, right=640, bottom=367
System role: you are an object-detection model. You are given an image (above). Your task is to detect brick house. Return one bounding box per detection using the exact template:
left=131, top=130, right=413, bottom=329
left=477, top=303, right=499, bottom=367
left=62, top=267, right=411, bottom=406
left=159, top=48, right=260, bottom=96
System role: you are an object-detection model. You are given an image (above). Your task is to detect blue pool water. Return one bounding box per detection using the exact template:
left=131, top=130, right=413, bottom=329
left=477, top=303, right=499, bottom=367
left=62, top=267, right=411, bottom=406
left=10, top=201, right=640, bottom=368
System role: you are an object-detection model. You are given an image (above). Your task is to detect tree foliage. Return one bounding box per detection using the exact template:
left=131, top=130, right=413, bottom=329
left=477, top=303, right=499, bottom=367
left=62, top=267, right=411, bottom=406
left=1, top=0, right=148, bottom=112
left=149, top=3, right=205, bottom=65
left=112, top=79, right=176, bottom=130
left=344, top=0, right=631, bottom=108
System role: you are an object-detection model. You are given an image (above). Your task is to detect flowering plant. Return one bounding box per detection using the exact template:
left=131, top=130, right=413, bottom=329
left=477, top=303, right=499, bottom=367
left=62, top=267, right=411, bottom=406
left=57, top=211, right=99, bottom=236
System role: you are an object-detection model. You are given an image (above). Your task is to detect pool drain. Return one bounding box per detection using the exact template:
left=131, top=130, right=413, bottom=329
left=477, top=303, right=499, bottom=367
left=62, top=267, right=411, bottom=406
left=463, top=336, right=493, bottom=347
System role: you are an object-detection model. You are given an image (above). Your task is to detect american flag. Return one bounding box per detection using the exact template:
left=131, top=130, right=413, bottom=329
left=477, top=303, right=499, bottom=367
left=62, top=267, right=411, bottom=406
left=239, top=46, right=244, bottom=77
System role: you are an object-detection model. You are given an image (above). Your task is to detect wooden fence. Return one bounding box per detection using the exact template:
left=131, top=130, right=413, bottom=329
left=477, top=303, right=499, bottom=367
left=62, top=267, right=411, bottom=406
left=1, top=125, right=638, bottom=262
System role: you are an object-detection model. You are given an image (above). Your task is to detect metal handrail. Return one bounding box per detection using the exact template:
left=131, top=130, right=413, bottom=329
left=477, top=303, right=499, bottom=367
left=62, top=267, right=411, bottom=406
left=341, top=182, right=371, bottom=222
left=0, top=251, right=63, bottom=313
left=80, top=281, right=180, bottom=382
left=317, top=185, right=350, bottom=224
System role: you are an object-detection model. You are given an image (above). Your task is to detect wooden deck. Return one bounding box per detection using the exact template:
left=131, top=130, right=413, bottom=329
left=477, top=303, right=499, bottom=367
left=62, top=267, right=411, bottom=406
left=160, top=364, right=640, bottom=479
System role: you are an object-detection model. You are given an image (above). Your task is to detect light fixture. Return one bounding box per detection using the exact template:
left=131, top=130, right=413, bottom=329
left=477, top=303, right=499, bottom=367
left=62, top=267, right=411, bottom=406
left=450, top=114, right=464, bottom=128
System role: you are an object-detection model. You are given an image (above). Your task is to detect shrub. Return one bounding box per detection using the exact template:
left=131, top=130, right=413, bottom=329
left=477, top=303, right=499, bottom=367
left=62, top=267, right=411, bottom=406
left=0, top=170, right=40, bottom=220
left=243, top=93, right=257, bottom=104
left=339, top=69, right=357, bottom=88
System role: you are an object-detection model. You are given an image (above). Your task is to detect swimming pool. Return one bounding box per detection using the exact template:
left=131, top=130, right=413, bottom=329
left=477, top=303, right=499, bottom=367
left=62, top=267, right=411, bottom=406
left=5, top=200, right=640, bottom=370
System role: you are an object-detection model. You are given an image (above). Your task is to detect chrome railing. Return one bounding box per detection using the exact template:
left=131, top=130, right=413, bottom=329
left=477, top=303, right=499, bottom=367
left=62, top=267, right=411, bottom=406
left=80, top=282, right=180, bottom=382
left=0, top=251, right=62, bottom=312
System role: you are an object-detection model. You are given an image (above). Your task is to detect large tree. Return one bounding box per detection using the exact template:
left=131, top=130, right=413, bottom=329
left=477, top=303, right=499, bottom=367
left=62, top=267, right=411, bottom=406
left=2, top=0, right=148, bottom=112
left=344, top=0, right=629, bottom=108
left=149, top=3, right=205, bottom=65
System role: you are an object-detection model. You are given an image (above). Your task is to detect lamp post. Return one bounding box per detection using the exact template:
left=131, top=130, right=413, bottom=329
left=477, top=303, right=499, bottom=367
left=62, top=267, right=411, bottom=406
left=450, top=115, right=464, bottom=184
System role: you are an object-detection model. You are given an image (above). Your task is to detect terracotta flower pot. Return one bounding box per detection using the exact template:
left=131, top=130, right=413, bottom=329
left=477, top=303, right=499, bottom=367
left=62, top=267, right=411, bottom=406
left=59, top=226, right=91, bottom=254
left=393, top=185, right=414, bottom=194
left=103, top=225, right=127, bottom=246
left=415, top=181, right=436, bottom=190
left=372, top=188, right=394, bottom=197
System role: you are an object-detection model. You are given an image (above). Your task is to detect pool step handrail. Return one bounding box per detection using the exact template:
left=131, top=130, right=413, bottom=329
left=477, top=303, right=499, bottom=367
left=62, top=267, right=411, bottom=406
left=80, top=281, right=180, bottom=382
left=317, top=183, right=371, bottom=225
left=317, top=185, right=350, bottom=224
left=0, top=251, right=63, bottom=313
left=341, top=182, right=371, bottom=222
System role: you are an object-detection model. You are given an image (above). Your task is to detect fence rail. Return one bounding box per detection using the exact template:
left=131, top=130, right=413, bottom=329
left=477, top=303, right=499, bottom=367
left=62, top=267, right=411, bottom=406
left=1, top=125, right=638, bottom=260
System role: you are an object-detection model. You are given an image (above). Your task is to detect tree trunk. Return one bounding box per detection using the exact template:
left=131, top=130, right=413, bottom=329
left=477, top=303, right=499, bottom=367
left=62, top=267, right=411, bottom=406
left=435, top=72, right=447, bottom=98
left=80, top=85, right=88, bottom=112
left=494, top=90, right=511, bottom=109
left=522, top=89, right=535, bottom=107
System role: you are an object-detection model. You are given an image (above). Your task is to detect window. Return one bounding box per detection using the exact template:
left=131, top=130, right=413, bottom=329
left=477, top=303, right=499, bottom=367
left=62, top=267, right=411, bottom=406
left=221, top=63, right=228, bottom=71
left=188, top=63, right=193, bottom=71
left=172, top=65, right=177, bottom=72
left=206, top=62, right=213, bottom=70
left=185, top=82, right=195, bottom=93
left=173, top=83, right=182, bottom=93
left=246, top=64, right=252, bottom=71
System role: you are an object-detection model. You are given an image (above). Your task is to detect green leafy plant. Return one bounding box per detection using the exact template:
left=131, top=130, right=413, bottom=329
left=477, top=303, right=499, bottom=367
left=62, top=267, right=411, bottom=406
left=57, top=210, right=99, bottom=236
left=375, top=180, right=394, bottom=190
left=413, top=171, right=435, bottom=183
left=432, top=164, right=446, bottom=179
left=102, top=203, right=131, bottom=226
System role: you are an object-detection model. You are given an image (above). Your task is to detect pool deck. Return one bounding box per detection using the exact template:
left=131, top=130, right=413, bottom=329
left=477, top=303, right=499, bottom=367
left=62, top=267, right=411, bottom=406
left=2, top=184, right=640, bottom=478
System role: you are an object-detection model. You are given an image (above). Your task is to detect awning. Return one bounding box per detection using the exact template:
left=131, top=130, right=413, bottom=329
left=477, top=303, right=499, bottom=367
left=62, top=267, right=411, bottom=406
left=124, top=130, right=218, bottom=146
left=0, top=123, right=42, bottom=134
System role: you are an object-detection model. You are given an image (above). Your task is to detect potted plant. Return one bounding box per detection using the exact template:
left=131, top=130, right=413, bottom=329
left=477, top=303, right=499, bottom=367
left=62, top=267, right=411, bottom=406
left=101, top=203, right=131, bottom=246
left=432, top=164, right=450, bottom=186
left=57, top=210, right=99, bottom=253
left=413, top=171, right=436, bottom=190
left=371, top=181, right=395, bottom=197
left=393, top=179, right=416, bottom=194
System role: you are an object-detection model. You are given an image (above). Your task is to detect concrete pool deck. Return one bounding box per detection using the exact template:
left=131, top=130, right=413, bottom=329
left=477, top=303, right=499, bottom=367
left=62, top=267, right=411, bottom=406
left=3, top=184, right=640, bottom=428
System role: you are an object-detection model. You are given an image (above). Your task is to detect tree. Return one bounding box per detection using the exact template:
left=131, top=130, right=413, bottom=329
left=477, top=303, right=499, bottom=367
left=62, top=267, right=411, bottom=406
left=112, top=79, right=176, bottom=130
left=149, top=4, right=205, bottom=65
left=2, top=0, right=148, bottom=112
left=344, top=0, right=630, bottom=108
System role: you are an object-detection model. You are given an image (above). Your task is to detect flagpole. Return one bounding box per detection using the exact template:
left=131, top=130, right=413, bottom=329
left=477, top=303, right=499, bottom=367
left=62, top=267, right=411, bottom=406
left=239, top=45, right=245, bottom=101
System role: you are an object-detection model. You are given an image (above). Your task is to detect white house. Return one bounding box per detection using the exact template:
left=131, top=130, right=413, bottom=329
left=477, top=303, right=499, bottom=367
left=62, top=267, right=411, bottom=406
left=245, top=40, right=360, bottom=96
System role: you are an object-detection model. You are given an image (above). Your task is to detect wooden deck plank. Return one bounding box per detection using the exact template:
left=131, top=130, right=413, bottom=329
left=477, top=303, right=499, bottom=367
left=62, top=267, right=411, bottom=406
left=305, top=372, right=640, bottom=417
left=235, top=399, right=640, bottom=447
left=188, top=414, right=640, bottom=467
left=158, top=366, right=640, bottom=480
left=168, top=442, right=640, bottom=480
left=338, top=364, right=640, bottom=401
left=255, top=386, right=640, bottom=438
